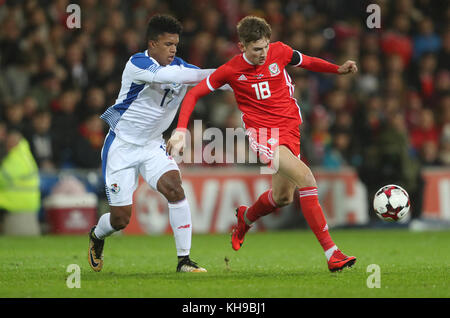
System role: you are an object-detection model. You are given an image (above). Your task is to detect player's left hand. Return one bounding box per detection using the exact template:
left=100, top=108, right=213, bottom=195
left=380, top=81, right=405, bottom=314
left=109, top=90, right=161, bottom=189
left=338, top=60, right=358, bottom=75
left=167, top=129, right=186, bottom=157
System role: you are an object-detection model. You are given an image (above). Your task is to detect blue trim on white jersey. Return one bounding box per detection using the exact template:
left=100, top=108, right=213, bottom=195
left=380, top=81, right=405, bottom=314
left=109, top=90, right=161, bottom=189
left=131, top=52, right=161, bottom=72
left=100, top=82, right=145, bottom=129
left=101, top=130, right=116, bottom=203
left=113, top=82, right=145, bottom=114
left=171, top=57, right=199, bottom=69
left=100, top=51, right=199, bottom=145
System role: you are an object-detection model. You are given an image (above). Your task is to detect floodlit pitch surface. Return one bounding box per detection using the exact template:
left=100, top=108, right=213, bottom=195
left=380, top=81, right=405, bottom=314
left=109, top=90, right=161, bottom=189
left=0, top=230, right=449, bottom=298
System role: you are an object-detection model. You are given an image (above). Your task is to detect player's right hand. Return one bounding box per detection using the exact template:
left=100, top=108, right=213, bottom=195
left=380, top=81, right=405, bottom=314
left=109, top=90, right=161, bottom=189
left=338, top=60, right=358, bottom=74
left=167, top=129, right=186, bottom=157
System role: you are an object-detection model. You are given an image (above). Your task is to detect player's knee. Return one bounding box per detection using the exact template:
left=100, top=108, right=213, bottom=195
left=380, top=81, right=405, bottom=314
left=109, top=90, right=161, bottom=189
left=110, top=209, right=131, bottom=230
left=157, top=171, right=185, bottom=202
left=111, top=215, right=130, bottom=230
left=298, top=167, right=317, bottom=188
left=164, top=184, right=185, bottom=202
left=272, top=193, right=293, bottom=207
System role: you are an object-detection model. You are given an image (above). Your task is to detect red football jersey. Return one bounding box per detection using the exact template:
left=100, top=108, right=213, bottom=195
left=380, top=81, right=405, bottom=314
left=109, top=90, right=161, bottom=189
left=205, top=41, right=302, bottom=132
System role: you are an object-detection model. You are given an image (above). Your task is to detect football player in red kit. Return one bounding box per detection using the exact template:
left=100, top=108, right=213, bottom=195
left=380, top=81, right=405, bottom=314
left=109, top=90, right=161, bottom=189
left=168, top=16, right=358, bottom=272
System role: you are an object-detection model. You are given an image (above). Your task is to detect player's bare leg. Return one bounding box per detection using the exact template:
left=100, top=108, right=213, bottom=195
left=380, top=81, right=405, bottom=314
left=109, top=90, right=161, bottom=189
left=232, top=171, right=296, bottom=251
left=275, top=146, right=356, bottom=271
left=89, top=205, right=131, bottom=272
left=157, top=170, right=206, bottom=272
left=271, top=171, right=297, bottom=207
left=274, top=146, right=316, bottom=188
left=110, top=205, right=133, bottom=230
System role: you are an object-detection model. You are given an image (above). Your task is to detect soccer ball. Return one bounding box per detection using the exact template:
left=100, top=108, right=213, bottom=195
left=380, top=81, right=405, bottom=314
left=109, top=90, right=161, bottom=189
left=373, top=185, right=410, bottom=222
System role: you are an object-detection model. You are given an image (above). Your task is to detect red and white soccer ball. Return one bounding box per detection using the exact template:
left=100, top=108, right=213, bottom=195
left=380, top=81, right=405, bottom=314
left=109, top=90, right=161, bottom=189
left=373, top=185, right=410, bottom=222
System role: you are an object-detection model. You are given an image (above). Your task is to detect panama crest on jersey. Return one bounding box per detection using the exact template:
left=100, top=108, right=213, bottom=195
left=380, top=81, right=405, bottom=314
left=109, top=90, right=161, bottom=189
left=269, top=63, right=280, bottom=76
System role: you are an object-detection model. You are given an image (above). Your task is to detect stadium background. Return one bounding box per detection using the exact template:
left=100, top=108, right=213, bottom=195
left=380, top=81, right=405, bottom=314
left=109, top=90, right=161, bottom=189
left=0, top=0, right=449, bottom=235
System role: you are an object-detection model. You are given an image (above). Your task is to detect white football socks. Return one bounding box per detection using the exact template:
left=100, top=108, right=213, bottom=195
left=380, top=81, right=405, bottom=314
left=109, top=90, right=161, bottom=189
left=168, top=198, right=192, bottom=257
left=325, top=245, right=338, bottom=261
left=94, top=212, right=116, bottom=239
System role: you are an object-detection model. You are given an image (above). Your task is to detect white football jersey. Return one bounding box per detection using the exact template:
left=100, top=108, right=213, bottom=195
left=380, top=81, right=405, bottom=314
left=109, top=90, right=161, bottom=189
left=101, top=50, right=214, bottom=145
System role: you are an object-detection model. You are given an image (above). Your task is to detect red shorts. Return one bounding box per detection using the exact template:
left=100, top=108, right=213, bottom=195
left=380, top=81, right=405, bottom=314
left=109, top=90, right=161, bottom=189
left=246, top=126, right=300, bottom=164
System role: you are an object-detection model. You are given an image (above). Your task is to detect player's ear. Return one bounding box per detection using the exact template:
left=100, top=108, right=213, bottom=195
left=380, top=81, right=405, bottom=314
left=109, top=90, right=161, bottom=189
left=238, top=42, right=245, bottom=53
left=148, top=36, right=161, bottom=49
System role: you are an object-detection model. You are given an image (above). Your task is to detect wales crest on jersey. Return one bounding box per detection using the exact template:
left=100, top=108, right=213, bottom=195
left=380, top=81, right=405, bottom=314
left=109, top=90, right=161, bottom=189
left=269, top=63, right=280, bottom=76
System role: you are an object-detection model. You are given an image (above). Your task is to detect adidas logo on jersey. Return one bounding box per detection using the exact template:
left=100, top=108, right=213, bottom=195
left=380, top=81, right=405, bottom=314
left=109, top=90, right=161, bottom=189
left=237, top=74, right=247, bottom=81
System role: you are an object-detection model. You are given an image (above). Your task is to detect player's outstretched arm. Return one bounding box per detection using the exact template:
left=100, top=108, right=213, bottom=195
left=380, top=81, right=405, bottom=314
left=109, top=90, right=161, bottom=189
left=167, top=64, right=230, bottom=156
left=166, top=78, right=212, bottom=156
left=291, top=51, right=357, bottom=75
left=152, top=66, right=215, bottom=84
left=129, top=54, right=215, bottom=85
left=133, top=63, right=215, bottom=85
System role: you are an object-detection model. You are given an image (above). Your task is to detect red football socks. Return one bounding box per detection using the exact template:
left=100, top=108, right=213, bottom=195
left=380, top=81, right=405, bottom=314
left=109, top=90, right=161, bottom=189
left=298, top=187, right=335, bottom=251
left=245, top=189, right=278, bottom=223
left=244, top=187, right=336, bottom=253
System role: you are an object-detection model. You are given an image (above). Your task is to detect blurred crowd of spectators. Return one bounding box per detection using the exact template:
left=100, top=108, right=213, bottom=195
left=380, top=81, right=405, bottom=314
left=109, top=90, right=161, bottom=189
left=0, top=0, right=449, bottom=191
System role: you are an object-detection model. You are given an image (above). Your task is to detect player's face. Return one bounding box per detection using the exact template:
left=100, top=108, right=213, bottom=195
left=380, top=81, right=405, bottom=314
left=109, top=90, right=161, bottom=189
left=241, top=37, right=270, bottom=65
left=148, top=32, right=179, bottom=66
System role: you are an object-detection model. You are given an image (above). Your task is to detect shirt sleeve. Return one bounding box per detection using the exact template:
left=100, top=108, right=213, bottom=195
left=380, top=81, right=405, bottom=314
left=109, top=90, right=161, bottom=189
left=295, top=54, right=339, bottom=73
left=129, top=54, right=215, bottom=84
left=177, top=65, right=231, bottom=129
left=177, top=79, right=212, bottom=130
left=152, top=66, right=215, bottom=84
left=275, top=42, right=295, bottom=67
left=204, top=64, right=231, bottom=91
left=289, top=50, right=302, bottom=66
left=133, top=64, right=215, bottom=85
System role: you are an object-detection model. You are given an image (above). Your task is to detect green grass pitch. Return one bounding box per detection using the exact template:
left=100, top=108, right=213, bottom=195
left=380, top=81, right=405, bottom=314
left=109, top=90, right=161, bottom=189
left=0, top=229, right=449, bottom=298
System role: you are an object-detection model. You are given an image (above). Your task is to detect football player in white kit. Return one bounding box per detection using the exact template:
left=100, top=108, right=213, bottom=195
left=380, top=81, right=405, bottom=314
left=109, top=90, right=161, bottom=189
left=89, top=14, right=213, bottom=273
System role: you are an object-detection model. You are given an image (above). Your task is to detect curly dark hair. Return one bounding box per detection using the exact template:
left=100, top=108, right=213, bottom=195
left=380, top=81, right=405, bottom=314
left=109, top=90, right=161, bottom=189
left=146, top=14, right=183, bottom=42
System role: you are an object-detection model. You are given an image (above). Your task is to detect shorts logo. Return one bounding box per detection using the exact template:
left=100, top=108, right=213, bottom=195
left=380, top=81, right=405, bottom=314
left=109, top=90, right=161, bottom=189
left=267, top=137, right=278, bottom=145
left=110, top=183, right=120, bottom=193
left=160, top=144, right=173, bottom=159
left=269, top=63, right=280, bottom=76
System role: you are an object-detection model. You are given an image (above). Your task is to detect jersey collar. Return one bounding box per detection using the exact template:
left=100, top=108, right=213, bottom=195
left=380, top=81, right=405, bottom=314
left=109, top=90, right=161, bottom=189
left=145, top=50, right=161, bottom=66
left=242, top=53, right=255, bottom=65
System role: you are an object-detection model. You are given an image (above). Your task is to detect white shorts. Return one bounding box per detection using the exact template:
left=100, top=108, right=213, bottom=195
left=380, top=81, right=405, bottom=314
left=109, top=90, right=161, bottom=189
left=101, top=130, right=179, bottom=206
